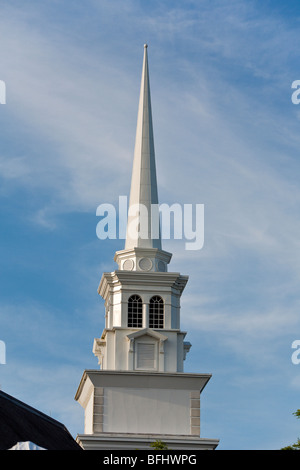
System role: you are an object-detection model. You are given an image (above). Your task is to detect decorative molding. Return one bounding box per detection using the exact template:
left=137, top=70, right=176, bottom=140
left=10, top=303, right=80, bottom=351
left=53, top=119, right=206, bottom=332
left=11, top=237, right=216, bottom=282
left=75, top=370, right=212, bottom=400
left=123, top=259, right=134, bottom=271
left=190, top=391, right=200, bottom=436
left=113, top=247, right=172, bottom=273
left=183, top=341, right=192, bottom=360
left=76, top=433, right=219, bottom=451
left=126, top=328, right=168, bottom=342
left=93, top=387, right=104, bottom=433
left=138, top=257, right=152, bottom=271
left=92, top=338, right=106, bottom=368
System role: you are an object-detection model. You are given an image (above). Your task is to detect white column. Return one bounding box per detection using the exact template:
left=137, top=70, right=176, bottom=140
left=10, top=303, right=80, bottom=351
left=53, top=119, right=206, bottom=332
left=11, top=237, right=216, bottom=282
left=143, top=302, right=149, bottom=328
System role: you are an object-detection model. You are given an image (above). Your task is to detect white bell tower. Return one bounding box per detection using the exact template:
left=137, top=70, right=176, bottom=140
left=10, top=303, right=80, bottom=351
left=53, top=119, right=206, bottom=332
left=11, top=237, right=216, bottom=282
left=75, top=45, right=219, bottom=451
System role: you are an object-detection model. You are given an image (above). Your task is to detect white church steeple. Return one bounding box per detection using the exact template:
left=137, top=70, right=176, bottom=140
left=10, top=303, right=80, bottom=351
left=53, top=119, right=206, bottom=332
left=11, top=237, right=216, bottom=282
left=75, top=46, right=219, bottom=451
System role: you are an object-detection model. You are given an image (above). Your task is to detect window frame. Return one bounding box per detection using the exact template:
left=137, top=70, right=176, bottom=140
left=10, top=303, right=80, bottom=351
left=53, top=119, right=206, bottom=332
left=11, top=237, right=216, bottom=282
left=149, top=295, right=164, bottom=329
left=127, top=294, right=143, bottom=328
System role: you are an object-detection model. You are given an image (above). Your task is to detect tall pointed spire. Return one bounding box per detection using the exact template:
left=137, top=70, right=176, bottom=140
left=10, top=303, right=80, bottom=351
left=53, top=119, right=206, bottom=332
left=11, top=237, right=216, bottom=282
left=125, top=44, right=161, bottom=250
left=114, top=45, right=172, bottom=272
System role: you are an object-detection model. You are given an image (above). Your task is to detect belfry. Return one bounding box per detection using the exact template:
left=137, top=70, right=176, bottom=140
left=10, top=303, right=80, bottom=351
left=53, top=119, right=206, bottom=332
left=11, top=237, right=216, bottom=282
left=75, top=45, right=219, bottom=450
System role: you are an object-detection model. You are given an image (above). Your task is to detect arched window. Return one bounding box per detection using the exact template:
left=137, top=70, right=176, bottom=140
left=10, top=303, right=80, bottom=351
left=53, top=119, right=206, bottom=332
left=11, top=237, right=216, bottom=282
left=128, top=295, right=143, bottom=328
left=149, top=296, right=164, bottom=329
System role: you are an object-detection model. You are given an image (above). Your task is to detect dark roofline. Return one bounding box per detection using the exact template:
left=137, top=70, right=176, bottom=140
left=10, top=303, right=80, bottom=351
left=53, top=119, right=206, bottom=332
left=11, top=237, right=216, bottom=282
left=1, top=390, right=66, bottom=429
left=0, top=390, right=82, bottom=450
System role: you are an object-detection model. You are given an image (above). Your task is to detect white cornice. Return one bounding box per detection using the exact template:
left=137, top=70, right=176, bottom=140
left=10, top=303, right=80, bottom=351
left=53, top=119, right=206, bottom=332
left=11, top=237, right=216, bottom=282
left=98, top=270, right=188, bottom=299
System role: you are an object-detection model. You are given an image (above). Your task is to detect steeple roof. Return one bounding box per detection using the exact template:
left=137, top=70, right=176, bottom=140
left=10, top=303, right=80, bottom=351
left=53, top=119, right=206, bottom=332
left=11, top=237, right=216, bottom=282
left=125, top=45, right=161, bottom=250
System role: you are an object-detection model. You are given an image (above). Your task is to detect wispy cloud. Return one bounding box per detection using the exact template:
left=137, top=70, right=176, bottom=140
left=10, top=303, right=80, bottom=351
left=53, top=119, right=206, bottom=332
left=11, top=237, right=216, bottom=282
left=1, top=1, right=300, bottom=449
left=0, top=5, right=139, bottom=214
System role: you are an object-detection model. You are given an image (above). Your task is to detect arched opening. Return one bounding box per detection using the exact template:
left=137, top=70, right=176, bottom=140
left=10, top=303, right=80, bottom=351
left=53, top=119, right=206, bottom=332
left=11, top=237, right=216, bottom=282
left=149, top=296, right=164, bottom=329
left=128, top=295, right=143, bottom=328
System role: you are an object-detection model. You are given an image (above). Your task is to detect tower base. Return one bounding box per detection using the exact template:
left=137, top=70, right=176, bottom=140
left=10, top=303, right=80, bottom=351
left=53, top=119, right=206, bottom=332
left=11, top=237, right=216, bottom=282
left=75, top=370, right=219, bottom=450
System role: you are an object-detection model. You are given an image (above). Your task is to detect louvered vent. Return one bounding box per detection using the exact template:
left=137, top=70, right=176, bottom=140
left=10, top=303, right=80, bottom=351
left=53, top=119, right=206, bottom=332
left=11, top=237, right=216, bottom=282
left=136, top=343, right=155, bottom=369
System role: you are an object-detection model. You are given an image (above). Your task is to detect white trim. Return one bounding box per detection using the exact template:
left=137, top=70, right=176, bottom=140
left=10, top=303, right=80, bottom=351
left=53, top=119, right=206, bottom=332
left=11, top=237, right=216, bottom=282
left=126, top=328, right=168, bottom=342
left=76, top=433, right=219, bottom=451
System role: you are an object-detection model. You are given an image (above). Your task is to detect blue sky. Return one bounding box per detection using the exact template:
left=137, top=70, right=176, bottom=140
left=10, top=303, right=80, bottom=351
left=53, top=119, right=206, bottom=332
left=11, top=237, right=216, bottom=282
left=1, top=0, right=300, bottom=450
